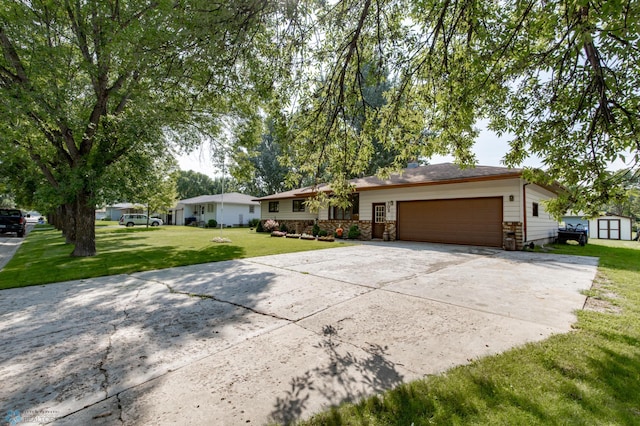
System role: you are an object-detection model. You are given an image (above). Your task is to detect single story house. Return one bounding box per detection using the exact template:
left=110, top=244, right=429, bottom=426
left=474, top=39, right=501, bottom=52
left=561, top=211, right=634, bottom=241
left=104, top=202, right=144, bottom=221
left=170, top=192, right=260, bottom=227
left=256, top=163, right=561, bottom=250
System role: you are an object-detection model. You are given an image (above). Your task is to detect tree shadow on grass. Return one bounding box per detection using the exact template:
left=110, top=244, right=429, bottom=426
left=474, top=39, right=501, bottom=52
left=1, top=231, right=246, bottom=287
left=303, top=332, right=640, bottom=425
left=269, top=325, right=404, bottom=425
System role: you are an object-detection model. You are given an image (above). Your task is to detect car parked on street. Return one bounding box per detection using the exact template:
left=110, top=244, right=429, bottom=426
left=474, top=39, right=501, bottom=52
left=25, top=211, right=46, bottom=224
left=0, top=208, right=27, bottom=237
left=119, top=214, right=163, bottom=227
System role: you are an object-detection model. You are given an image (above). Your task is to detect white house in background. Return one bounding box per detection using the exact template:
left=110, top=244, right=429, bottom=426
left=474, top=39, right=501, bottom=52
left=170, top=192, right=260, bottom=226
left=104, top=202, right=144, bottom=220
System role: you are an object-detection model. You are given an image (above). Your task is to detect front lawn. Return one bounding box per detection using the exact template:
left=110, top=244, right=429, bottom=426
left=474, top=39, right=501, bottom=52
left=0, top=226, right=346, bottom=289
left=301, top=239, right=640, bottom=425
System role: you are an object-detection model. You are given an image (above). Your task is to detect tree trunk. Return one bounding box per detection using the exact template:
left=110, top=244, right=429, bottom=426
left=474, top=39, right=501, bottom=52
left=49, top=207, right=60, bottom=231
left=62, top=203, right=76, bottom=244
left=71, top=192, right=96, bottom=256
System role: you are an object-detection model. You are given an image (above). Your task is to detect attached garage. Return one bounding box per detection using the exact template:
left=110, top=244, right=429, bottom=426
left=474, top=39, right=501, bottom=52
left=397, top=197, right=504, bottom=247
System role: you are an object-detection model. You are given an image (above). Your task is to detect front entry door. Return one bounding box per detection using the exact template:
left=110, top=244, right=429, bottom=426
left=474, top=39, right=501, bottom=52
left=372, top=203, right=386, bottom=239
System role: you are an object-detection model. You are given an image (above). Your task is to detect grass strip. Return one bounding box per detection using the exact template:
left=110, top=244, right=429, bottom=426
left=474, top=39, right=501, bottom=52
left=0, top=226, right=346, bottom=289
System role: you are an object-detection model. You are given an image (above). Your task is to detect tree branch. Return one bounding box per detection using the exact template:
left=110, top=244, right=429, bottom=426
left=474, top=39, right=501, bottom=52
left=0, top=26, right=29, bottom=83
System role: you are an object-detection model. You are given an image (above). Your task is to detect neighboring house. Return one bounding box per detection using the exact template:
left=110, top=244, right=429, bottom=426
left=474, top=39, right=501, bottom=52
left=256, top=163, right=561, bottom=250
left=104, top=203, right=144, bottom=221
left=170, top=192, right=260, bottom=226
left=589, top=214, right=633, bottom=241
left=95, top=208, right=107, bottom=220
left=561, top=211, right=590, bottom=232
left=562, top=211, right=633, bottom=241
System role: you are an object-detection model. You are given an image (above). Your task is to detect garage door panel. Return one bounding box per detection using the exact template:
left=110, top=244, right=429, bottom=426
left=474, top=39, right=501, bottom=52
left=398, top=198, right=503, bottom=247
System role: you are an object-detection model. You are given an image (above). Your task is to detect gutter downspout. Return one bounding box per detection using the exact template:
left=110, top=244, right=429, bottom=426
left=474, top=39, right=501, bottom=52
left=523, top=181, right=530, bottom=244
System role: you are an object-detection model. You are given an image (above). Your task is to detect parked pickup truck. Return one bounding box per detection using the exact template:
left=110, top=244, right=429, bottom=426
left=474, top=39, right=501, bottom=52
left=0, top=208, right=27, bottom=237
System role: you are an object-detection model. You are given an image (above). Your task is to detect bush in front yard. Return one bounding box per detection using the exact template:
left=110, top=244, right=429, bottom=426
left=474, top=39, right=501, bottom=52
left=263, top=219, right=279, bottom=232
left=347, top=225, right=361, bottom=239
left=207, top=219, right=218, bottom=228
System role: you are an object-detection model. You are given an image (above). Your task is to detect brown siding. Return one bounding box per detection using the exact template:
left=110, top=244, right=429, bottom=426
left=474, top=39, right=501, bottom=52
left=397, top=197, right=503, bottom=247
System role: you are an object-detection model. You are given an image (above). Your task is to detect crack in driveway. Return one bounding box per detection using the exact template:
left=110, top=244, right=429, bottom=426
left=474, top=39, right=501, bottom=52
left=95, top=288, right=141, bottom=423
left=133, top=276, right=293, bottom=322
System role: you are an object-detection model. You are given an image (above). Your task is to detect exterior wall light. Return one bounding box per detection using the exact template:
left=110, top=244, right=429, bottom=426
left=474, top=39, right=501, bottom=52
left=509, top=195, right=514, bottom=202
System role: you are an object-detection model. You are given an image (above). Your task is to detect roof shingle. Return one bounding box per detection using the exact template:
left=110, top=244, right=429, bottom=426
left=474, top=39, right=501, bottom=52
left=256, top=163, right=525, bottom=200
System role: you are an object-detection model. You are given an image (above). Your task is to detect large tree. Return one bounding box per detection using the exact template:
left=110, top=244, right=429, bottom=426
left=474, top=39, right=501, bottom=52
left=271, top=0, right=640, bottom=213
left=0, top=0, right=272, bottom=255
left=176, top=169, right=239, bottom=200
left=231, top=116, right=291, bottom=197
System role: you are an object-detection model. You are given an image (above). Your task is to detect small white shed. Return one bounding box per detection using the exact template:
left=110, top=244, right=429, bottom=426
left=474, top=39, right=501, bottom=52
left=588, top=214, right=633, bottom=241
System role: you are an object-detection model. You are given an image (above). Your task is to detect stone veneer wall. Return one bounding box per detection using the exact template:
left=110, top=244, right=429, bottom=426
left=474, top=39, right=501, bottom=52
left=260, top=219, right=315, bottom=234
left=502, top=221, right=523, bottom=250
left=317, top=220, right=397, bottom=241
left=318, top=220, right=363, bottom=239
left=385, top=221, right=397, bottom=241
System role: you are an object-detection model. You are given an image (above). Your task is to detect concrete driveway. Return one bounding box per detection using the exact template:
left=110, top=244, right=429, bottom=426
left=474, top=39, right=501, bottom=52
left=0, top=242, right=598, bottom=425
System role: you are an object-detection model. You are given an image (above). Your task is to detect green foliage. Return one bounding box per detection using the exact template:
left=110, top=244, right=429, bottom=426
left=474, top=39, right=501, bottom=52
left=176, top=170, right=218, bottom=200
left=248, top=218, right=260, bottom=228
left=347, top=225, right=361, bottom=239
left=230, top=115, right=290, bottom=197
left=0, top=0, right=276, bottom=255
left=207, top=219, right=218, bottom=228
left=312, top=223, right=320, bottom=236
left=271, top=0, right=640, bottom=211
left=318, top=229, right=328, bottom=237
left=176, top=170, right=240, bottom=200
left=279, top=223, right=289, bottom=233
left=256, top=220, right=265, bottom=233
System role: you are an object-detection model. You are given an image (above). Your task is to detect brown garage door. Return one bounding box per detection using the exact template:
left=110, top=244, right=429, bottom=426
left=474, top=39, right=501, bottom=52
left=397, top=197, right=503, bottom=247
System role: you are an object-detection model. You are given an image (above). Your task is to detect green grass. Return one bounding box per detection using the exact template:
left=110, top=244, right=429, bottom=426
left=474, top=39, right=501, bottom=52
left=299, top=239, right=640, bottom=425
left=0, top=226, right=346, bottom=289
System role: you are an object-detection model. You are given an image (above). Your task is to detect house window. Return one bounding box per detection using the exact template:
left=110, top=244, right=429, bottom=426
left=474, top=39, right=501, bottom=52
left=292, top=199, right=305, bottom=212
left=532, top=202, right=539, bottom=217
left=269, top=201, right=279, bottom=213
left=330, top=194, right=359, bottom=220
left=249, top=205, right=255, bottom=213
left=207, top=204, right=215, bottom=213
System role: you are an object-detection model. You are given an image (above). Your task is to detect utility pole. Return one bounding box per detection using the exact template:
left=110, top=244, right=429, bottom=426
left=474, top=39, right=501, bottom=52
left=220, top=156, right=225, bottom=238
